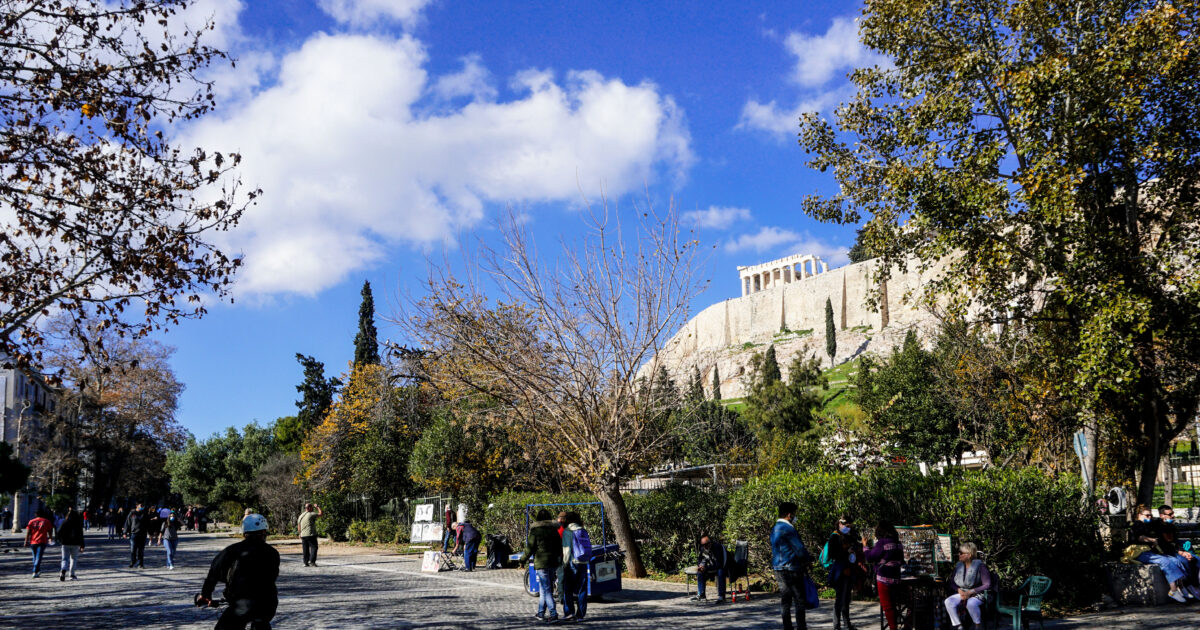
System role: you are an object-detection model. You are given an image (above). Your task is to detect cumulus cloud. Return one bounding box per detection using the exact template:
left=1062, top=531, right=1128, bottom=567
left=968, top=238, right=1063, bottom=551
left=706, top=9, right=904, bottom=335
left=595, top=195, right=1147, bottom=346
left=317, top=0, right=434, bottom=27
left=739, top=17, right=888, bottom=137
left=725, top=226, right=848, bottom=266
left=185, top=33, right=693, bottom=296
left=683, top=206, right=752, bottom=230
left=432, top=54, right=497, bottom=102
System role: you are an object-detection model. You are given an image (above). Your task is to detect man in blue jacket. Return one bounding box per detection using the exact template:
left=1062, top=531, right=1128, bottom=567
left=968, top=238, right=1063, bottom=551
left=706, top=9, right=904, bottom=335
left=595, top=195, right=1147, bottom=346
left=772, top=501, right=813, bottom=630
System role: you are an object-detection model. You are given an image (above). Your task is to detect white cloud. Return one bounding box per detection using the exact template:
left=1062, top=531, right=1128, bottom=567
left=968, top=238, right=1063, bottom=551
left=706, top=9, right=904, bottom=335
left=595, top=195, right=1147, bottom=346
left=432, top=54, right=496, bottom=102
left=683, top=206, right=752, bottom=230
left=317, top=0, right=434, bottom=27
left=740, top=17, right=889, bottom=137
left=784, top=17, right=880, bottom=87
left=185, top=33, right=693, bottom=296
left=725, top=226, right=848, bottom=266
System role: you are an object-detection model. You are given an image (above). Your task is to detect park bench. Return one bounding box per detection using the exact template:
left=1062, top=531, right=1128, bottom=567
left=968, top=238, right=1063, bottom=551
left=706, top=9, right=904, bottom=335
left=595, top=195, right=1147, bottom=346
left=1102, top=517, right=1199, bottom=606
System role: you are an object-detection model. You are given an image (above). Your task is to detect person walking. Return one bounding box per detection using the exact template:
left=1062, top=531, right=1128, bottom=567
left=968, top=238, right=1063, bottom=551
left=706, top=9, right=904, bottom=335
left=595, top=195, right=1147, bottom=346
left=163, top=510, right=182, bottom=569
left=772, top=501, right=812, bottom=630
left=441, top=503, right=454, bottom=553
left=452, top=519, right=482, bottom=572
left=297, top=503, right=322, bottom=567
left=196, top=514, right=280, bottom=630
left=107, top=508, right=118, bottom=540
left=826, top=514, right=863, bottom=630
left=57, top=506, right=85, bottom=581
left=865, top=521, right=905, bottom=630
left=24, top=509, right=55, bottom=578
left=126, top=504, right=151, bottom=569
left=519, top=508, right=562, bottom=623
left=562, top=512, right=592, bottom=622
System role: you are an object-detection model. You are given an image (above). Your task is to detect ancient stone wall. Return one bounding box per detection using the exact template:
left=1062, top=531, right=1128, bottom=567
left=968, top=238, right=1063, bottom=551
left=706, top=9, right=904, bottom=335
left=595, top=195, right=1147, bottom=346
left=651, top=257, right=944, bottom=399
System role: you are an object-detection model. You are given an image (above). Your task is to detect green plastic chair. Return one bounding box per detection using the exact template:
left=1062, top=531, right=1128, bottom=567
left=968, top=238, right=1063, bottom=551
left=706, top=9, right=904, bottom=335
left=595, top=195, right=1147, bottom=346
left=994, top=576, right=1051, bottom=630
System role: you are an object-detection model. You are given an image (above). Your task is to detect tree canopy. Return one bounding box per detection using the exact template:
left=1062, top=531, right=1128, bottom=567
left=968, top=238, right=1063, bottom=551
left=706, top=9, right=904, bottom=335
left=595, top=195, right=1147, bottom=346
left=0, top=0, right=256, bottom=367
left=798, top=0, right=1200, bottom=501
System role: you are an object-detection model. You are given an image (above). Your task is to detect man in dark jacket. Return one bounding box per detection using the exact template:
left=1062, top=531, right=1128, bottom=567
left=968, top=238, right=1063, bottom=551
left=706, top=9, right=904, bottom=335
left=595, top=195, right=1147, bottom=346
left=452, top=520, right=482, bottom=572
left=57, top=507, right=85, bottom=581
left=197, top=513, right=280, bottom=630
left=126, top=504, right=153, bottom=569
left=690, top=534, right=729, bottom=603
left=519, top=508, right=562, bottom=622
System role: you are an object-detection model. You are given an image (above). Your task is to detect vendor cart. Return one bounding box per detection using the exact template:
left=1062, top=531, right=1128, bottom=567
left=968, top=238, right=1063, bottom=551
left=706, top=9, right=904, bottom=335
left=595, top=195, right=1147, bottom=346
left=520, top=502, right=625, bottom=598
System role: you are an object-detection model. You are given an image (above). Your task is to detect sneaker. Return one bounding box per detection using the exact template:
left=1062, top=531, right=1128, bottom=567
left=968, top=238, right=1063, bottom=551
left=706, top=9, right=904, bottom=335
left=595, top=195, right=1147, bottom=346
left=168, top=565, right=174, bottom=570
left=547, top=618, right=559, bottom=624
left=32, top=572, right=39, bottom=578
left=1189, top=585, right=1200, bottom=599
left=533, top=614, right=545, bottom=622
left=1169, top=589, right=1187, bottom=603
left=714, top=597, right=726, bottom=604
left=689, top=594, right=705, bottom=601
left=69, top=575, right=77, bottom=580
left=60, top=571, right=66, bottom=581
left=128, top=564, right=136, bottom=568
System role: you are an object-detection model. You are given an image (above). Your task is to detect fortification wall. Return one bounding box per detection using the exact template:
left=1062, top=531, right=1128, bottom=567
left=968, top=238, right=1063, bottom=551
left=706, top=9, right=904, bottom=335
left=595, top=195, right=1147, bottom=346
left=653, top=257, right=945, bottom=399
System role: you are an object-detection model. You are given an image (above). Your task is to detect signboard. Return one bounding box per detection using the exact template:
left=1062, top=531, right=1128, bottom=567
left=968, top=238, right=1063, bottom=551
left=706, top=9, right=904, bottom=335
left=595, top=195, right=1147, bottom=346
left=414, top=504, right=435, bottom=522
left=594, top=560, right=619, bottom=582
left=410, top=522, right=444, bottom=544
left=421, top=551, right=444, bottom=572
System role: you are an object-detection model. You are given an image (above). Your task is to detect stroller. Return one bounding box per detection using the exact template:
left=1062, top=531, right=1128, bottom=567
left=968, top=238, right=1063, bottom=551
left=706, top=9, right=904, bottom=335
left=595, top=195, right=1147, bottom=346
left=486, top=534, right=515, bottom=569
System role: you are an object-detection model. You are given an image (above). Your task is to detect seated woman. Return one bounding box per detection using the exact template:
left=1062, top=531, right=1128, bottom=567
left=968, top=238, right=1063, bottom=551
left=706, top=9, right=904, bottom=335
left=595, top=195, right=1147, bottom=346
left=943, top=542, right=992, bottom=630
left=1131, top=504, right=1195, bottom=602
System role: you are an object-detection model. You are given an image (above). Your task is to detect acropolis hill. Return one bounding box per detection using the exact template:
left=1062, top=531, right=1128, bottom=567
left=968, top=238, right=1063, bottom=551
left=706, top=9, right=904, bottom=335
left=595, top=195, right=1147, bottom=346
left=654, top=252, right=942, bottom=399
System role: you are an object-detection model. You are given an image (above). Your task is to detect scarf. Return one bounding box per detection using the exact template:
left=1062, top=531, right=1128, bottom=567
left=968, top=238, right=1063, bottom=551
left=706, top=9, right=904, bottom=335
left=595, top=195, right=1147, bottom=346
left=954, top=559, right=983, bottom=589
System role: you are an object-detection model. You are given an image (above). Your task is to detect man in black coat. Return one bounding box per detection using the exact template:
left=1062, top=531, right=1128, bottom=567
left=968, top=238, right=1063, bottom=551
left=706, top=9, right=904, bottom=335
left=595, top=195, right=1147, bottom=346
left=197, top=513, right=280, bottom=630
left=125, top=504, right=152, bottom=568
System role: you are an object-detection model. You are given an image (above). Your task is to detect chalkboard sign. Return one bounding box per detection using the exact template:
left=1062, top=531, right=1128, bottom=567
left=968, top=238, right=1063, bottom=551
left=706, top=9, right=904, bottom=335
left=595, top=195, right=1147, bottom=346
left=895, top=525, right=942, bottom=577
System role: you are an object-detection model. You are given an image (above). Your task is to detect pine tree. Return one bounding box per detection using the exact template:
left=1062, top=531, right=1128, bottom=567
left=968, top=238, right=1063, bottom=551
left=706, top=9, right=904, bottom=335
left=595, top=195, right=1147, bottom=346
left=825, top=297, right=837, bottom=366
left=711, top=366, right=722, bottom=401
left=354, top=280, right=380, bottom=366
left=295, top=354, right=341, bottom=433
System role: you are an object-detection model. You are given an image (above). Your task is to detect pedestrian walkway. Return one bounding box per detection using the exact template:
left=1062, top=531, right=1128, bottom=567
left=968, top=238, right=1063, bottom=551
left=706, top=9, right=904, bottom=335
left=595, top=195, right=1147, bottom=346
left=0, top=531, right=1190, bottom=628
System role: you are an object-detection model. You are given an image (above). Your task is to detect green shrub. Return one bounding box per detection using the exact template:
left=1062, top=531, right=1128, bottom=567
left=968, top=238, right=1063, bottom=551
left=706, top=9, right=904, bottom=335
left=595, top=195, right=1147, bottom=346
left=724, top=467, right=1101, bottom=607
left=482, top=487, right=728, bottom=575
left=219, top=501, right=244, bottom=526
left=347, top=519, right=370, bottom=542
left=480, top=491, right=596, bottom=547
left=624, top=485, right=728, bottom=575
left=367, top=518, right=398, bottom=544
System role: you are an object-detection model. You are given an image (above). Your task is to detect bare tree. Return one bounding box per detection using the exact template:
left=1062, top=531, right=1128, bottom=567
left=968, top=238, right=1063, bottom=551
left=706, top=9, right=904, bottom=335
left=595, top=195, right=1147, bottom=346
left=398, top=201, right=706, bottom=577
left=256, top=453, right=305, bottom=534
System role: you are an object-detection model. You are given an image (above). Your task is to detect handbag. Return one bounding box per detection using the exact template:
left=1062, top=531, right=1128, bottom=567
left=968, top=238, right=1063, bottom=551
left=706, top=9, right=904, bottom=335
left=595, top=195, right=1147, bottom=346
left=803, top=574, right=820, bottom=609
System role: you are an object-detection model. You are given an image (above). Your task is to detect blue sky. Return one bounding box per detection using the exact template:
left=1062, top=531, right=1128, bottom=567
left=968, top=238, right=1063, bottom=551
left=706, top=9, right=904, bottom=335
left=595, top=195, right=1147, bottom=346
left=164, top=0, right=886, bottom=438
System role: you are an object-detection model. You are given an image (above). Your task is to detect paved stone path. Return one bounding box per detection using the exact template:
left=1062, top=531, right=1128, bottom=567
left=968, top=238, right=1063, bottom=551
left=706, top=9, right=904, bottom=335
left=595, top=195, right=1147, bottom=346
left=0, top=531, right=1192, bottom=628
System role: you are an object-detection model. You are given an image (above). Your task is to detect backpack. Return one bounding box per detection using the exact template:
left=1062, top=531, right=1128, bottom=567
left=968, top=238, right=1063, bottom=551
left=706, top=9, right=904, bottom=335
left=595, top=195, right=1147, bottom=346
left=819, top=539, right=834, bottom=569
left=571, top=526, right=593, bottom=562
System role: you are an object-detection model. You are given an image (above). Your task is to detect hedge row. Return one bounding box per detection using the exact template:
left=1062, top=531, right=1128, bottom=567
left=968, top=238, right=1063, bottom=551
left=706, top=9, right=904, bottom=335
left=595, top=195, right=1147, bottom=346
left=479, top=486, right=728, bottom=575
left=724, top=467, right=1102, bottom=605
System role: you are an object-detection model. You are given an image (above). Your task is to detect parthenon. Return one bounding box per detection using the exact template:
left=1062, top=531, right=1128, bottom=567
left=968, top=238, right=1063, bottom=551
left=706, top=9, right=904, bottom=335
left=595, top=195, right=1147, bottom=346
left=736, top=253, right=828, bottom=296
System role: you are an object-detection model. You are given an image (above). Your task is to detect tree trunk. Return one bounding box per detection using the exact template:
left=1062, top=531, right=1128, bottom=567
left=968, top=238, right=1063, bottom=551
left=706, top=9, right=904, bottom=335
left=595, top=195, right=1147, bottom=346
left=1136, top=399, right=1163, bottom=507
left=1164, top=452, right=1174, bottom=507
left=595, top=481, right=646, bottom=578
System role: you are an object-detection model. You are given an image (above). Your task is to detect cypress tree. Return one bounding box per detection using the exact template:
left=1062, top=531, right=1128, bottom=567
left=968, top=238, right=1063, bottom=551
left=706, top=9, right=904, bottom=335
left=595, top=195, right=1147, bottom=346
left=711, top=365, right=722, bottom=402
left=761, top=345, right=781, bottom=385
left=686, top=366, right=704, bottom=405
left=295, top=354, right=340, bottom=433
left=825, top=297, right=837, bottom=366
left=354, top=280, right=380, bottom=365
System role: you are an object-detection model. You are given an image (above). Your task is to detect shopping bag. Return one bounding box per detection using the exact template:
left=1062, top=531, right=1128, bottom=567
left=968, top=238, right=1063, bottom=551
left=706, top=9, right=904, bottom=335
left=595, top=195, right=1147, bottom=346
left=803, top=574, right=820, bottom=609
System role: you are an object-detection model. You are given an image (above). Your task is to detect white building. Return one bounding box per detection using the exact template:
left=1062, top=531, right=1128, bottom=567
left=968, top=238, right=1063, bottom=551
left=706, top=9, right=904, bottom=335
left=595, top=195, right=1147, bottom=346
left=1, top=362, right=59, bottom=531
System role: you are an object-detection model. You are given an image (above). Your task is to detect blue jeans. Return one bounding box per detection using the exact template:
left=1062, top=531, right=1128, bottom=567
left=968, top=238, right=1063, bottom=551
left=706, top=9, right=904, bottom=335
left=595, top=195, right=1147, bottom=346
left=697, top=567, right=726, bottom=599
left=1139, top=551, right=1189, bottom=583
left=164, top=538, right=178, bottom=567
left=30, top=543, right=46, bottom=574
left=107, top=523, right=116, bottom=539
left=563, top=563, right=588, bottom=618
left=442, top=527, right=453, bottom=553
left=535, top=568, right=558, bottom=619
left=463, top=539, right=479, bottom=570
